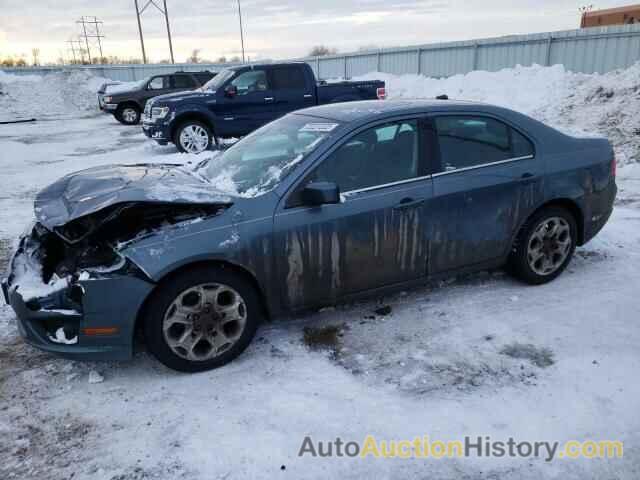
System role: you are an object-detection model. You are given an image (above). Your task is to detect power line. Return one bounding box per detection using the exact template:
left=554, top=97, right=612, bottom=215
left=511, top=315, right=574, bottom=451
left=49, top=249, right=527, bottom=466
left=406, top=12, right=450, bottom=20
left=76, top=16, right=105, bottom=63
left=133, top=0, right=175, bottom=64
left=66, top=38, right=84, bottom=64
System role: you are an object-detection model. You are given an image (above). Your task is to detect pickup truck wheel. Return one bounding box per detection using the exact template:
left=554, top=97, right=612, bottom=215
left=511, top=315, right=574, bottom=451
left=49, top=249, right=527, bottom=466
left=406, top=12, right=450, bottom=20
left=509, top=207, right=577, bottom=285
left=143, top=266, right=262, bottom=372
left=175, top=121, right=213, bottom=154
left=115, top=104, right=141, bottom=125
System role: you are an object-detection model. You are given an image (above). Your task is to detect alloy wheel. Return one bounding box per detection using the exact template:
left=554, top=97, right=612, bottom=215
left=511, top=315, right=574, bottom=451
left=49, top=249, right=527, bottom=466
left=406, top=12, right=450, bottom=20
left=179, top=124, right=209, bottom=153
left=526, top=216, right=572, bottom=276
left=122, top=107, right=139, bottom=123
left=162, top=283, right=247, bottom=361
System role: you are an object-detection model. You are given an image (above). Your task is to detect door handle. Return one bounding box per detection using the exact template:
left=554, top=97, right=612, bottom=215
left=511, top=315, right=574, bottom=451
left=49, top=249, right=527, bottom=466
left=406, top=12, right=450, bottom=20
left=264, top=97, right=274, bottom=102
left=393, top=197, right=425, bottom=211
left=303, top=94, right=313, bottom=98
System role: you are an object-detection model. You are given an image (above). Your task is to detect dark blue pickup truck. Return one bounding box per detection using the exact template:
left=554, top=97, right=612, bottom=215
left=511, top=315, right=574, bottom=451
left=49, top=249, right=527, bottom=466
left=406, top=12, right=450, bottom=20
left=142, top=62, right=386, bottom=153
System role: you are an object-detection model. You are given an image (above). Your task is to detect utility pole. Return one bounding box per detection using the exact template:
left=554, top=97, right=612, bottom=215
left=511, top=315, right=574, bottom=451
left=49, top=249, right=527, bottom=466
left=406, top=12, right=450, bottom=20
left=77, top=16, right=105, bottom=63
left=163, top=0, right=175, bottom=63
left=77, top=17, right=92, bottom=63
left=134, top=0, right=175, bottom=64
left=66, top=38, right=84, bottom=64
left=237, top=0, right=246, bottom=63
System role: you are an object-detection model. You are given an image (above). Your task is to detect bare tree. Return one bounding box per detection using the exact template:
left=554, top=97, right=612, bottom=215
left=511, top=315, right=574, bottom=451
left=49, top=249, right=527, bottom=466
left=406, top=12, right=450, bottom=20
left=188, top=49, right=201, bottom=64
left=308, top=45, right=338, bottom=57
left=32, top=48, right=40, bottom=66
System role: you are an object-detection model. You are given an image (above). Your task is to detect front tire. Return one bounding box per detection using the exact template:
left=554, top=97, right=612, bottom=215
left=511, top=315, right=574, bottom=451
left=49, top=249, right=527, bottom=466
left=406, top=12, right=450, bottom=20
left=174, top=121, right=213, bottom=154
left=143, top=266, right=262, bottom=372
left=115, top=104, right=141, bottom=125
left=509, top=206, right=577, bottom=285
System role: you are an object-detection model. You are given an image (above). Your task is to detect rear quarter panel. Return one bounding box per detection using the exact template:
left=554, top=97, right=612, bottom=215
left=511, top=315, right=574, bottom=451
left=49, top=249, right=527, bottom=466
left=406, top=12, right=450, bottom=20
left=543, top=135, right=615, bottom=244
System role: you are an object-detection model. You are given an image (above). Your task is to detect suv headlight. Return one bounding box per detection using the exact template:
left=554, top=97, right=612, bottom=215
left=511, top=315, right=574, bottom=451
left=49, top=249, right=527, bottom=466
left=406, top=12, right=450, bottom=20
left=151, top=107, right=170, bottom=119
left=103, top=96, right=112, bottom=103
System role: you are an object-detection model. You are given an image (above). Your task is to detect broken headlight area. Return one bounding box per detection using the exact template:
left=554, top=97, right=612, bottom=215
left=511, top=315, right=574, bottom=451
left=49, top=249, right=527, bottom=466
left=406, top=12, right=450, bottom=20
left=52, top=202, right=225, bottom=245
left=10, top=202, right=226, bottom=295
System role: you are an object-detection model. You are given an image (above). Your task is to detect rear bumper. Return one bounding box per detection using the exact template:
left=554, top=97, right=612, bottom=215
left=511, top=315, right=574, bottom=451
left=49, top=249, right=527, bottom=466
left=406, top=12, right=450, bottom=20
left=583, top=180, right=617, bottom=244
left=3, top=236, right=155, bottom=361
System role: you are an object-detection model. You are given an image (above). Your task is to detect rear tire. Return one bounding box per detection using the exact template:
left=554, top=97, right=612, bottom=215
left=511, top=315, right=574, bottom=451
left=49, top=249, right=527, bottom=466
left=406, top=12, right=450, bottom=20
left=174, top=121, right=214, bottom=154
left=115, top=104, right=141, bottom=125
left=143, top=265, right=262, bottom=372
left=508, top=206, right=577, bottom=285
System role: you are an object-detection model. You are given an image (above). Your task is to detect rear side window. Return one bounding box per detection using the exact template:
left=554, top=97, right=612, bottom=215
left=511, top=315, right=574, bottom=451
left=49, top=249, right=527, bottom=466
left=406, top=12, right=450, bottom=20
left=271, top=66, right=307, bottom=90
left=511, top=128, right=535, bottom=157
left=434, top=116, right=534, bottom=172
left=173, top=75, right=197, bottom=89
left=194, top=72, right=215, bottom=84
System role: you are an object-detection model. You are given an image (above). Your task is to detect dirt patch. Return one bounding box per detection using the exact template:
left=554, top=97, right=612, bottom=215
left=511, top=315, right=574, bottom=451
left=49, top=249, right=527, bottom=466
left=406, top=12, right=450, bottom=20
left=303, top=325, right=343, bottom=354
left=500, top=343, right=555, bottom=368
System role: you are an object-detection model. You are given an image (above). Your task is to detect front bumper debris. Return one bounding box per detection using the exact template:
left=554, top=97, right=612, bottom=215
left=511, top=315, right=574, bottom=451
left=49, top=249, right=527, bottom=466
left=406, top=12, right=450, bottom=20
left=3, top=228, right=155, bottom=361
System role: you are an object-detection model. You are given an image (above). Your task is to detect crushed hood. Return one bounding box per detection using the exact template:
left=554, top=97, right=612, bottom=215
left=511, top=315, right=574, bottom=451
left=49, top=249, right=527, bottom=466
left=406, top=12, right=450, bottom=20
left=34, top=164, right=233, bottom=230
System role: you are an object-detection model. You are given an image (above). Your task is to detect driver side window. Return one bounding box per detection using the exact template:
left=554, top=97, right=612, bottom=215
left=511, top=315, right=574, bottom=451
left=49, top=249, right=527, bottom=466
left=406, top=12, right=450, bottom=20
left=148, top=76, right=169, bottom=90
left=310, top=120, right=420, bottom=193
left=231, top=70, right=269, bottom=95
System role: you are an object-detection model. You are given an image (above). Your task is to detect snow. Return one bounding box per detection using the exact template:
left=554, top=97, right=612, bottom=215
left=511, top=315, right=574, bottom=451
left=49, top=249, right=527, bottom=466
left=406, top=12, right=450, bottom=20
left=10, top=251, right=69, bottom=302
left=0, top=65, right=639, bottom=479
left=87, top=370, right=104, bottom=384
left=48, top=327, right=78, bottom=345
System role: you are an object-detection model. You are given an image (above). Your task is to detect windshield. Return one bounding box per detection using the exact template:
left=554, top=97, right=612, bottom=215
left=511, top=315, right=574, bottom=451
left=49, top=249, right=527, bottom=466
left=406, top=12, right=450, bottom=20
left=198, top=115, right=340, bottom=197
left=202, top=69, right=235, bottom=91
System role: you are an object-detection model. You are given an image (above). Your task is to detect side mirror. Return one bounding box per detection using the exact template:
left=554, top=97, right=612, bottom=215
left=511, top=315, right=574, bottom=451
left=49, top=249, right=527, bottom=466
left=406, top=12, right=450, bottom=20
left=224, top=85, right=238, bottom=98
left=301, top=182, right=340, bottom=206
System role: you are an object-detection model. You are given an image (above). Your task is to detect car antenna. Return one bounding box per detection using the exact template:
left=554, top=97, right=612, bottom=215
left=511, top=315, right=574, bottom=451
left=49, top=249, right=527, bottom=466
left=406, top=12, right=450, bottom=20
left=436, top=94, right=448, bottom=100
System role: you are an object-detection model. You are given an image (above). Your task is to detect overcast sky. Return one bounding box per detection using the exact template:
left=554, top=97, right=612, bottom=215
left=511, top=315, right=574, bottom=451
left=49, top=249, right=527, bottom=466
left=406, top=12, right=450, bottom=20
left=0, top=1, right=631, bottom=63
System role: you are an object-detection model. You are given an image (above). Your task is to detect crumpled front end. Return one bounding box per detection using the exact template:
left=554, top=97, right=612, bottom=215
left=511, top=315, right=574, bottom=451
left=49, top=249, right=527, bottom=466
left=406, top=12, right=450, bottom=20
left=2, top=223, right=155, bottom=361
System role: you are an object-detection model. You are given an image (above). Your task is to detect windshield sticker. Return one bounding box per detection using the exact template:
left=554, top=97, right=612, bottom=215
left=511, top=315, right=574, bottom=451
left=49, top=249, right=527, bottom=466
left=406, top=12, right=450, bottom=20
left=300, top=123, right=339, bottom=133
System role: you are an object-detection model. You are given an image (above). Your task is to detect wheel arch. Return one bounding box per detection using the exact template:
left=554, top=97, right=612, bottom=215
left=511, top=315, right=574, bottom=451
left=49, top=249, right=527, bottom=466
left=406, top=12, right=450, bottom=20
left=515, top=198, right=585, bottom=248
left=133, top=259, right=271, bottom=343
left=170, top=111, right=215, bottom=142
left=117, top=100, right=143, bottom=112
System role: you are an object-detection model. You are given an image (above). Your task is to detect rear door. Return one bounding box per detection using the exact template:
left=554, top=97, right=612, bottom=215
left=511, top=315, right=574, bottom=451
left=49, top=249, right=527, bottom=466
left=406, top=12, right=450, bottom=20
left=268, top=65, right=315, bottom=118
left=427, top=114, right=541, bottom=274
left=218, top=68, right=275, bottom=137
left=273, top=118, right=433, bottom=310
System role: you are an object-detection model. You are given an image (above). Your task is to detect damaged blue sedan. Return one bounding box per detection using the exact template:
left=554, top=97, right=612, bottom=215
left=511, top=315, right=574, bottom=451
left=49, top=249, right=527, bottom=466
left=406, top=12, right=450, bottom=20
left=2, top=100, right=616, bottom=372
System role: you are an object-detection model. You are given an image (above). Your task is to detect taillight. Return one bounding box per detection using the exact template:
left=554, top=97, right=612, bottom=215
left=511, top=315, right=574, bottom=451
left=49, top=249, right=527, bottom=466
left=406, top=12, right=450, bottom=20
left=611, top=154, right=617, bottom=178
left=376, top=87, right=387, bottom=100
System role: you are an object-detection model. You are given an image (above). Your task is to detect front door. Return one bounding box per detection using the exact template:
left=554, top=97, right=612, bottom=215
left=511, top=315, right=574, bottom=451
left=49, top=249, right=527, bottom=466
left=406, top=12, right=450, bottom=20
left=144, top=75, right=172, bottom=103
left=217, top=68, right=275, bottom=137
left=273, top=119, right=433, bottom=310
left=428, top=114, right=542, bottom=274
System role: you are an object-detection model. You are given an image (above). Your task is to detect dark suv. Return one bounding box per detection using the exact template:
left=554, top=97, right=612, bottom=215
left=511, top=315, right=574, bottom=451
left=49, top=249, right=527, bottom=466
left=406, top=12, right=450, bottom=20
left=99, top=71, right=216, bottom=125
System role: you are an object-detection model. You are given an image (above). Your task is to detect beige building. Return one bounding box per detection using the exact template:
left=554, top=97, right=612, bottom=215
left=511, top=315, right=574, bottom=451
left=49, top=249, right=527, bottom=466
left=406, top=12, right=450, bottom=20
left=581, top=4, right=640, bottom=27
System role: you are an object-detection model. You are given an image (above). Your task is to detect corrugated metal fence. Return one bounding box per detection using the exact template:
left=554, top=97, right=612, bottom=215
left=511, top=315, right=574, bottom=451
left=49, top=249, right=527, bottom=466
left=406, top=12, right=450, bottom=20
left=4, top=24, right=640, bottom=81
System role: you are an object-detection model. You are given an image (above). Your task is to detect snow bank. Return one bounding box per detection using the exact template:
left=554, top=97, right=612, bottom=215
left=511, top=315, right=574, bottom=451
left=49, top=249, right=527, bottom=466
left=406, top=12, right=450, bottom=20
left=357, top=63, right=640, bottom=165
left=0, top=69, right=109, bottom=120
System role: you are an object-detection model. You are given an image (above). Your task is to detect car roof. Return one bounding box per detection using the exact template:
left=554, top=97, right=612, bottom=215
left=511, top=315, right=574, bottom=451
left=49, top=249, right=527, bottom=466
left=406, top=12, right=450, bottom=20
left=293, top=99, right=492, bottom=123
